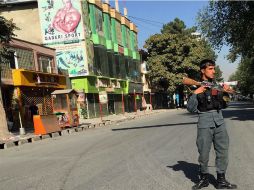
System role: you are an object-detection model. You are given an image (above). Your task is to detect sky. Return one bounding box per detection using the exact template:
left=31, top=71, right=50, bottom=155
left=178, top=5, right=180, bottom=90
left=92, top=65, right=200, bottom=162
left=110, top=0, right=239, bottom=81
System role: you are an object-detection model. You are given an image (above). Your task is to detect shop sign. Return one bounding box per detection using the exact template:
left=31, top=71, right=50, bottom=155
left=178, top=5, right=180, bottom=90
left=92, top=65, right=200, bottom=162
left=129, top=82, right=143, bottom=94
left=99, top=91, right=108, bottom=104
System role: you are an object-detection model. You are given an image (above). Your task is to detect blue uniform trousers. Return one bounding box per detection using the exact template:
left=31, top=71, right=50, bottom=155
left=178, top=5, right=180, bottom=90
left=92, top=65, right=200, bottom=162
left=196, top=123, right=229, bottom=174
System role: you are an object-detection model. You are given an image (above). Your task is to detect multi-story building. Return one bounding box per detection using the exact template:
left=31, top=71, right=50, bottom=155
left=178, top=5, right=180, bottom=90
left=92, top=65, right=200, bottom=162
left=1, top=38, right=66, bottom=131
left=1, top=0, right=142, bottom=119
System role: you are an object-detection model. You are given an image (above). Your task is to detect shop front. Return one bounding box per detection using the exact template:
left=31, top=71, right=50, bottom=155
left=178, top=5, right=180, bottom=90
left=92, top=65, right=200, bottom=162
left=12, top=69, right=66, bottom=130
left=127, top=82, right=143, bottom=112
left=71, top=76, right=127, bottom=119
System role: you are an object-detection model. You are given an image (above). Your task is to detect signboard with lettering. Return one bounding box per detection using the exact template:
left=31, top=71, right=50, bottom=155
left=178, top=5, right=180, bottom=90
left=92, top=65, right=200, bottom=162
left=38, top=0, right=85, bottom=45
left=129, top=82, right=143, bottom=94
left=99, top=91, right=108, bottom=104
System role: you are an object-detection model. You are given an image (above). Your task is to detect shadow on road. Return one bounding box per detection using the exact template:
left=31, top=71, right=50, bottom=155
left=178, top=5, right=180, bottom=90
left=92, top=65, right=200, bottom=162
left=111, top=122, right=197, bottom=131
left=167, top=161, right=217, bottom=188
left=223, top=102, right=254, bottom=121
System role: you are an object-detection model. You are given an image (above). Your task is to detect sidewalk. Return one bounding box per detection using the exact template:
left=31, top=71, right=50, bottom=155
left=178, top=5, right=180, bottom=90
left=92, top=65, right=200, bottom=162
left=0, top=109, right=172, bottom=149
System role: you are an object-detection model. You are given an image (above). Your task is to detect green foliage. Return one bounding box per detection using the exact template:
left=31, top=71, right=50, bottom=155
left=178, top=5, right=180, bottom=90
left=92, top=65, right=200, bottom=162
left=215, top=65, right=223, bottom=82
left=229, top=58, right=254, bottom=96
left=80, top=108, right=88, bottom=119
left=197, top=1, right=254, bottom=61
left=198, top=1, right=254, bottom=95
left=0, top=16, right=18, bottom=62
left=161, top=18, right=197, bottom=37
left=144, top=18, right=216, bottom=93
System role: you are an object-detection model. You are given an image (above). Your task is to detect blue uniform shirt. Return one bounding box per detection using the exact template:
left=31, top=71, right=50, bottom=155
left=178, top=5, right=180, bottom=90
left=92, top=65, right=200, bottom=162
left=187, top=94, right=225, bottom=128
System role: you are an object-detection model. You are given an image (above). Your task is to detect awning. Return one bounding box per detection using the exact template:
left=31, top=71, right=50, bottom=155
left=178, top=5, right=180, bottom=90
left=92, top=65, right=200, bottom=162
left=51, top=89, right=76, bottom=95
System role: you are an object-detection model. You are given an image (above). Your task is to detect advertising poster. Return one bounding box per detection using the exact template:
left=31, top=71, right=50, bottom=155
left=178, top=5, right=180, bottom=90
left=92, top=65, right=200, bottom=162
left=38, top=0, right=85, bottom=44
left=56, top=44, right=88, bottom=77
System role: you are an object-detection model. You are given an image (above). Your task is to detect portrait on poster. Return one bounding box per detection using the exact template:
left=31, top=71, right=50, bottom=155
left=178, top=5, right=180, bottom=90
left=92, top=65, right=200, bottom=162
left=38, top=0, right=85, bottom=44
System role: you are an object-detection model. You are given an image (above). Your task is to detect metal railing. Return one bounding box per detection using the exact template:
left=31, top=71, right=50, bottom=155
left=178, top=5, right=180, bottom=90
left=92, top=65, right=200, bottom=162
left=1, top=64, right=13, bottom=79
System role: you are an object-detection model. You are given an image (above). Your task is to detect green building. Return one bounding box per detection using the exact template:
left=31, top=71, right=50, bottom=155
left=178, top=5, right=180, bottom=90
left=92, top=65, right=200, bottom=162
left=36, top=0, right=142, bottom=119
left=1, top=0, right=143, bottom=121
left=77, top=0, right=143, bottom=118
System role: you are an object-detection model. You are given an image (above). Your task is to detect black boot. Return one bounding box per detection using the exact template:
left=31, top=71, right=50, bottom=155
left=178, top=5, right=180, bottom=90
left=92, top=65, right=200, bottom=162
left=216, top=173, right=237, bottom=189
left=192, top=173, right=209, bottom=190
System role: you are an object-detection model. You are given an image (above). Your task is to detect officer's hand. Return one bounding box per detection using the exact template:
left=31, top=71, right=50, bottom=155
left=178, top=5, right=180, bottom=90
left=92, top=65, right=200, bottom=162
left=194, top=86, right=206, bottom=94
left=223, top=84, right=235, bottom=93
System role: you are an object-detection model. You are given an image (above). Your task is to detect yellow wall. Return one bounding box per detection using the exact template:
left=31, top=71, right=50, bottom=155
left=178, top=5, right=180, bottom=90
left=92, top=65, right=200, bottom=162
left=1, top=4, right=42, bottom=44
left=12, top=69, right=66, bottom=89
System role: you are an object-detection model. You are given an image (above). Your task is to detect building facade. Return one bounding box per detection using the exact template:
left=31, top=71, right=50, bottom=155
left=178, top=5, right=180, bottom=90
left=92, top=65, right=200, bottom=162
left=1, top=38, right=66, bottom=131
left=1, top=0, right=142, bottom=119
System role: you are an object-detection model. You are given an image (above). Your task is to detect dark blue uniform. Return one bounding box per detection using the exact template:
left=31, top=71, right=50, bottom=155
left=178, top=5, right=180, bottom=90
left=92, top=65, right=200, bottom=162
left=187, top=93, right=229, bottom=174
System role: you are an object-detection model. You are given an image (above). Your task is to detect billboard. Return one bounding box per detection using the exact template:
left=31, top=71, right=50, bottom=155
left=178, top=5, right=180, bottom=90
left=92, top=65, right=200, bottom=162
left=38, top=0, right=85, bottom=45
left=56, top=44, right=88, bottom=77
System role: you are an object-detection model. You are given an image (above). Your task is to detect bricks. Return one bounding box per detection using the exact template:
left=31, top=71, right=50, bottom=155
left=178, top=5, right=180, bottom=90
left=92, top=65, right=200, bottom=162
left=61, top=129, right=69, bottom=136
left=75, top=127, right=83, bottom=132
left=4, top=141, right=15, bottom=149
left=41, top=134, right=50, bottom=139
left=18, top=139, right=28, bottom=145
left=51, top=132, right=60, bottom=138
left=68, top=128, right=75, bottom=134
left=32, top=136, right=41, bottom=142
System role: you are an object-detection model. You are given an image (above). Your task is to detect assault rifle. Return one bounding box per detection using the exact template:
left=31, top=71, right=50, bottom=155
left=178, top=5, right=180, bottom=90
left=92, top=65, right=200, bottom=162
left=182, top=77, right=235, bottom=94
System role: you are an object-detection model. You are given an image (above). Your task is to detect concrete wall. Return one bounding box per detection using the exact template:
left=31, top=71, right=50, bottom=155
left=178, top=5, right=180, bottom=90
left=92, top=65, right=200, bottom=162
left=1, top=3, right=42, bottom=44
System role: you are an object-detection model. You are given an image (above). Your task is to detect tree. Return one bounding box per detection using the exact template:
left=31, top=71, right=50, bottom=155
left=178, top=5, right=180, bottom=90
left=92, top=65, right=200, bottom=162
left=144, top=18, right=216, bottom=93
left=215, top=65, right=223, bottom=82
left=229, top=58, right=254, bottom=96
left=161, top=18, right=196, bottom=36
left=197, top=1, right=254, bottom=61
left=0, top=16, right=17, bottom=140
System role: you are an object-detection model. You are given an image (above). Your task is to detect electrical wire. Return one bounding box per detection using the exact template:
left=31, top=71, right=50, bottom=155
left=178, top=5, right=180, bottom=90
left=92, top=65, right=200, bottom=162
left=129, top=15, right=164, bottom=25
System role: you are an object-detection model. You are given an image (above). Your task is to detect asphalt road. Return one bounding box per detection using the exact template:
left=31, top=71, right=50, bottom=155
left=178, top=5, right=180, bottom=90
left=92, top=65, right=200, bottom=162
left=0, top=102, right=253, bottom=190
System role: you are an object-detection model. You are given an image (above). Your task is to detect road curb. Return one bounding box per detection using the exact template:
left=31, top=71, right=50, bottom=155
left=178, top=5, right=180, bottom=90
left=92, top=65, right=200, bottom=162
left=0, top=109, right=174, bottom=150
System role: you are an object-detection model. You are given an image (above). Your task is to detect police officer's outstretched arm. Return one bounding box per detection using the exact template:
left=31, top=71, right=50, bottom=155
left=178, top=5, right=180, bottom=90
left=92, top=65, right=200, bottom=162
left=187, top=86, right=206, bottom=113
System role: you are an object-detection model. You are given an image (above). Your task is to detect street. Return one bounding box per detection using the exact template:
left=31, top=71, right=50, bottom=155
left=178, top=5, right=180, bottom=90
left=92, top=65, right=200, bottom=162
left=0, top=102, right=254, bottom=190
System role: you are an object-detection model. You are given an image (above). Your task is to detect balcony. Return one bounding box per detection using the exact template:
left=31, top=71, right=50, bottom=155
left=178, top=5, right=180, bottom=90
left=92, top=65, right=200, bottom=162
left=1, top=64, right=13, bottom=85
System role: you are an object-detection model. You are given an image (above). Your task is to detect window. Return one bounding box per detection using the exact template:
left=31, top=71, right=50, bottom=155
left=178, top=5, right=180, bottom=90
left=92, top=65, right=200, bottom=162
left=14, top=48, right=34, bottom=70
left=125, top=57, right=130, bottom=78
left=93, top=46, right=109, bottom=76
left=93, top=46, right=101, bottom=75
left=126, top=29, right=130, bottom=49
left=115, top=21, right=122, bottom=45
left=38, top=55, right=53, bottom=73
left=107, top=51, right=114, bottom=78
left=95, top=8, right=103, bottom=35
left=119, top=54, right=126, bottom=79
left=99, top=47, right=109, bottom=77
left=115, top=54, right=120, bottom=78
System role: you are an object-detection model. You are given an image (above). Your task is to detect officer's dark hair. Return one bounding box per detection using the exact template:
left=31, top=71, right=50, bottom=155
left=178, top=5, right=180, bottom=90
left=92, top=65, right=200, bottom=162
left=199, top=59, right=216, bottom=70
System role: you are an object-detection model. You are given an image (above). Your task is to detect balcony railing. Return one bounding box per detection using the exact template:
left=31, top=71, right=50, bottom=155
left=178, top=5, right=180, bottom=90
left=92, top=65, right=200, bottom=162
left=1, top=64, right=13, bottom=85
left=39, top=66, right=59, bottom=74
left=1, top=64, right=13, bottom=79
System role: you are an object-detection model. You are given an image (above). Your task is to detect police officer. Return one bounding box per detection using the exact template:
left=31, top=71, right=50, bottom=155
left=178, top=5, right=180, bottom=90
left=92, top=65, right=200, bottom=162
left=187, top=59, right=237, bottom=189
